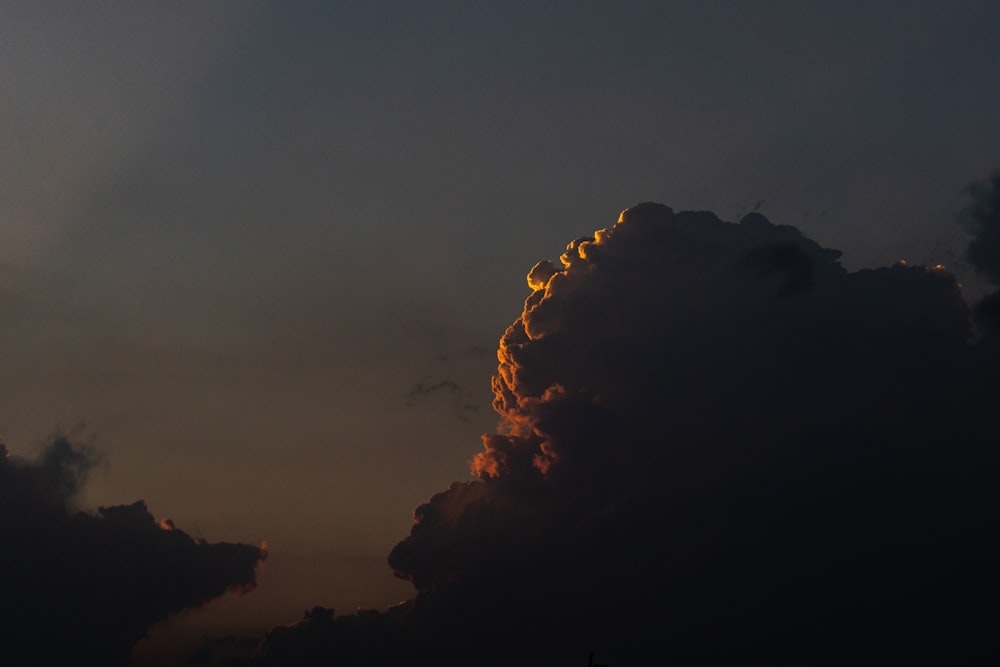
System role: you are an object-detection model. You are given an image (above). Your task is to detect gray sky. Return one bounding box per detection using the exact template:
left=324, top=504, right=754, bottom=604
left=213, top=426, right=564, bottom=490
left=2, top=0, right=999, bottom=660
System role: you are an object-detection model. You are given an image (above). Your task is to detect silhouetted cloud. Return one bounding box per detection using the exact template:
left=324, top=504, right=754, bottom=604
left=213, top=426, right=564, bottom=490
left=0, top=435, right=266, bottom=667
left=962, top=169, right=1000, bottom=284
left=406, top=380, right=460, bottom=400
left=405, top=379, right=480, bottom=422
left=256, top=204, right=999, bottom=665
left=961, top=169, right=1000, bottom=338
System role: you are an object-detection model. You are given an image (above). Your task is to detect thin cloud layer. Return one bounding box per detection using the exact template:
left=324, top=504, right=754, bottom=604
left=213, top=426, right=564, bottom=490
left=0, top=436, right=266, bottom=667
left=256, top=204, right=998, bottom=665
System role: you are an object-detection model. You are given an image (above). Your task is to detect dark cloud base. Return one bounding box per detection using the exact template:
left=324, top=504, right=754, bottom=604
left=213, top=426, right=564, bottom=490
left=249, top=204, right=999, bottom=665
left=0, top=436, right=266, bottom=667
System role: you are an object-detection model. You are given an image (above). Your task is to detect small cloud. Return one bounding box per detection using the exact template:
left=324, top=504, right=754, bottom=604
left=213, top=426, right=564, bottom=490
left=406, top=380, right=460, bottom=401
left=404, top=380, right=479, bottom=422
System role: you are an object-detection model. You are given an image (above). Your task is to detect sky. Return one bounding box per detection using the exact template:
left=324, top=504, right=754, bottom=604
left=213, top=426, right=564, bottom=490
left=2, top=1, right=999, bottom=665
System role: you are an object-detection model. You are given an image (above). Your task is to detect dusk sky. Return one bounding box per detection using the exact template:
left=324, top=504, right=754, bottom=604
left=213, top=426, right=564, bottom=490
left=3, top=2, right=1000, bottom=665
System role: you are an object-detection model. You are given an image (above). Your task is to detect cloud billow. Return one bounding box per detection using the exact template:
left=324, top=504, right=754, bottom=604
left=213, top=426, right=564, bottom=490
left=963, top=169, right=1000, bottom=283
left=258, top=204, right=998, bottom=665
left=0, top=436, right=266, bottom=667
left=961, top=170, right=1000, bottom=335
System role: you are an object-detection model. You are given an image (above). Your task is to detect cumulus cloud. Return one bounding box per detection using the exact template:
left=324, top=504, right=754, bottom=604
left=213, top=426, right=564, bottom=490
left=257, top=204, right=999, bottom=665
left=0, top=435, right=266, bottom=667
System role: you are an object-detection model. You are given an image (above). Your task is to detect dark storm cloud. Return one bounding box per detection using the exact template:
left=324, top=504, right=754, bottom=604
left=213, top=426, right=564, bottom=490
left=255, top=205, right=998, bottom=665
left=0, top=436, right=266, bottom=667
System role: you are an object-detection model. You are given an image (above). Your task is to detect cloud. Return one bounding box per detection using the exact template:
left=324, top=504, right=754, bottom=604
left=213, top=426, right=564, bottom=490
left=255, top=204, right=998, bottom=665
left=961, top=169, right=1000, bottom=284
left=0, top=435, right=266, bottom=666
left=406, top=380, right=461, bottom=400
left=405, top=379, right=480, bottom=422
left=960, top=169, right=1000, bottom=338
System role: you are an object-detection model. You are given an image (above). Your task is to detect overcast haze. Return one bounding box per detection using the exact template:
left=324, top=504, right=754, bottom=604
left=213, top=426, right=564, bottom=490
left=2, top=1, right=999, bottom=664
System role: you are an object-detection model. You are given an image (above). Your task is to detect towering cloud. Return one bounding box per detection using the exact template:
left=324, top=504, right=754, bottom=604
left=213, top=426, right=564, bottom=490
left=257, top=204, right=998, bottom=665
left=0, top=436, right=266, bottom=667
